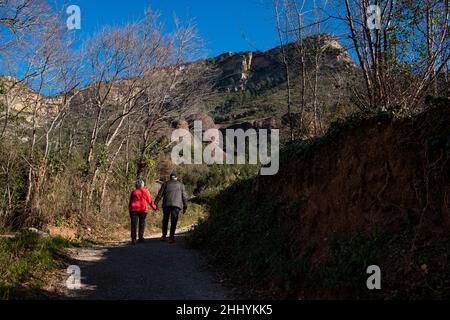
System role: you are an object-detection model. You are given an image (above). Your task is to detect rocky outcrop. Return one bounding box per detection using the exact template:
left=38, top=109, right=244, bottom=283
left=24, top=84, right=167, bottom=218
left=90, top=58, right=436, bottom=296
left=0, top=75, right=61, bottom=124
left=211, top=33, right=356, bottom=93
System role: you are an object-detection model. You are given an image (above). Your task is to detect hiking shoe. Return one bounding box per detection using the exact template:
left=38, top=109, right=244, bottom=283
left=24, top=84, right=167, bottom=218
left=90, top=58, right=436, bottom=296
left=160, top=236, right=167, bottom=242
left=168, top=239, right=175, bottom=244
left=138, top=238, right=145, bottom=244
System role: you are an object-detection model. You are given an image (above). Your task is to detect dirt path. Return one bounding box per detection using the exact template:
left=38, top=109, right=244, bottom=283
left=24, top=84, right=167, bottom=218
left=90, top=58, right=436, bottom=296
left=60, top=230, right=230, bottom=300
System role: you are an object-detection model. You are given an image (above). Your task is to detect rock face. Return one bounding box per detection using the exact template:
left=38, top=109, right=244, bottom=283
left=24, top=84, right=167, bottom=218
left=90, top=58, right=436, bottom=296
left=204, top=33, right=360, bottom=137
left=0, top=75, right=61, bottom=123
left=211, top=33, right=356, bottom=93
left=213, top=48, right=284, bottom=92
left=241, top=52, right=253, bottom=81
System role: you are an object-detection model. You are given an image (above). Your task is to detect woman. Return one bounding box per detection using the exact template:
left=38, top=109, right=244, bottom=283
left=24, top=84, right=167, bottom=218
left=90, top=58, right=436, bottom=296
left=129, top=179, right=157, bottom=245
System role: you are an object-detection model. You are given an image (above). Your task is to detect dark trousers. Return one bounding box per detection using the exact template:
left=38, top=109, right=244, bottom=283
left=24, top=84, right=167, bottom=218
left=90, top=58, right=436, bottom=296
left=130, top=211, right=146, bottom=241
left=162, top=206, right=180, bottom=240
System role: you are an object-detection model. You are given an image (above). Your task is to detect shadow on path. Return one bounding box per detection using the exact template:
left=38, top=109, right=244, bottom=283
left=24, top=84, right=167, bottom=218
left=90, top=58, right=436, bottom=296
left=64, top=232, right=229, bottom=300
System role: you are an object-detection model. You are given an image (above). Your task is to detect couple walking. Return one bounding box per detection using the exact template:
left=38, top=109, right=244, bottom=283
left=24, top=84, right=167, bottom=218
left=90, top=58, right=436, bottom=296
left=128, top=172, right=187, bottom=245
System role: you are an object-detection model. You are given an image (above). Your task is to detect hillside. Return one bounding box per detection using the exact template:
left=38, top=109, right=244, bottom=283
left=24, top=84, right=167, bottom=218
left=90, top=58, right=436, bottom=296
left=190, top=101, right=450, bottom=299
left=1, top=33, right=360, bottom=140
left=0, top=75, right=62, bottom=124
left=204, top=33, right=361, bottom=137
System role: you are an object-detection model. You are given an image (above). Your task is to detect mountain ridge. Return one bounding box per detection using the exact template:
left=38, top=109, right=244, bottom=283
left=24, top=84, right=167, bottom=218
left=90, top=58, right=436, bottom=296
left=1, top=33, right=361, bottom=138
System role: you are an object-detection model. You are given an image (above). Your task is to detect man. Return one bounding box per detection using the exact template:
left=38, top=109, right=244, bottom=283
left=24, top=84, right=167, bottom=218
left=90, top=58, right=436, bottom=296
left=155, top=172, right=188, bottom=244
left=129, top=179, right=157, bottom=245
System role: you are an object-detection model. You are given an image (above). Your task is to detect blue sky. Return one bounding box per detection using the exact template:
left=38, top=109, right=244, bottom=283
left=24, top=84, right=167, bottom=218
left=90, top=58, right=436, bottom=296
left=63, top=0, right=281, bottom=58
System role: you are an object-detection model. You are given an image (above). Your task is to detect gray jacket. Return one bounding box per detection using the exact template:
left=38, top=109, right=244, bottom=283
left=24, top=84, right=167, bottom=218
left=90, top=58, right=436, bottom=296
left=155, top=180, right=187, bottom=210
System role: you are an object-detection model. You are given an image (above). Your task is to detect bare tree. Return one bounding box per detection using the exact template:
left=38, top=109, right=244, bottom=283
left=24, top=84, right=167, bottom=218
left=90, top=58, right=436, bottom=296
left=343, top=0, right=449, bottom=111
left=0, top=1, right=80, bottom=226
left=134, top=16, right=215, bottom=178
left=0, top=0, right=62, bottom=140
left=273, top=0, right=338, bottom=137
left=68, top=9, right=213, bottom=211
left=273, top=0, right=294, bottom=141
left=289, top=0, right=307, bottom=133
left=23, top=23, right=78, bottom=225
left=74, top=10, right=166, bottom=207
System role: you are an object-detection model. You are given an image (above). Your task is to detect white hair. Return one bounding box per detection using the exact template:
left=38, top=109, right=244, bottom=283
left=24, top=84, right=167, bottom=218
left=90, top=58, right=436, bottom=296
left=135, top=179, right=145, bottom=188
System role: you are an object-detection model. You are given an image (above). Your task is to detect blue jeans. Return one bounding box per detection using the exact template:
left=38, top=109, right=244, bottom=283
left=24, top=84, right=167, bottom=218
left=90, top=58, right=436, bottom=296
left=162, top=206, right=180, bottom=240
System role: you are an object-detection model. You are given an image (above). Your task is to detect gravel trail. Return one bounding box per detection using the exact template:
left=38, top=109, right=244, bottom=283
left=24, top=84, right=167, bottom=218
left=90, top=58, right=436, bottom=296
left=62, top=231, right=229, bottom=300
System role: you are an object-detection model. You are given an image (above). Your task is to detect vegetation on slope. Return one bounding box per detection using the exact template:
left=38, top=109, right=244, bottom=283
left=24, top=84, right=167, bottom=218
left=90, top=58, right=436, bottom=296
left=0, top=231, right=93, bottom=299
left=190, top=101, right=450, bottom=299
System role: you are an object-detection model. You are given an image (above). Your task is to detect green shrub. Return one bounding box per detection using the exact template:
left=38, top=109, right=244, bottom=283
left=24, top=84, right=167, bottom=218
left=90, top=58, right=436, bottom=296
left=189, top=179, right=299, bottom=293
left=319, top=230, right=393, bottom=289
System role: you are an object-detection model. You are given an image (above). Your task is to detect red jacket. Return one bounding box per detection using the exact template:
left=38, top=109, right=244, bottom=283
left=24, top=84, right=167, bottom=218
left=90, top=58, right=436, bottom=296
left=129, top=187, right=157, bottom=213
